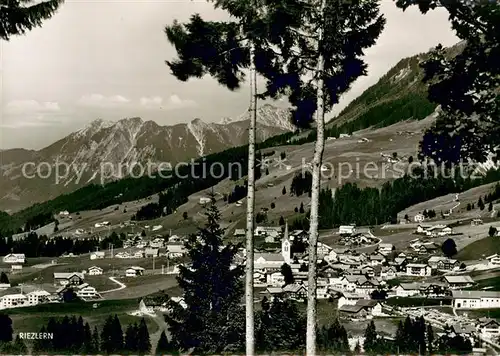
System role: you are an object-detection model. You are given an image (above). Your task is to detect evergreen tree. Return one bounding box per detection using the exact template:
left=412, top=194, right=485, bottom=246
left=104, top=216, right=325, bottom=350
left=442, top=238, right=458, bottom=258
left=479, top=197, right=485, bottom=210
left=280, top=263, right=294, bottom=286
left=0, top=0, right=63, bottom=41
left=279, top=216, right=285, bottom=226
left=0, top=314, right=13, bottom=342
left=137, top=318, right=151, bottom=354
left=255, top=296, right=306, bottom=352
left=101, top=315, right=113, bottom=353
left=282, top=186, right=287, bottom=195
left=427, top=323, right=435, bottom=354
left=82, top=322, right=93, bottom=353
left=489, top=226, right=498, bottom=237
left=92, top=326, right=100, bottom=354
left=396, top=0, right=500, bottom=165
left=124, top=323, right=138, bottom=352
left=489, top=202, right=493, bottom=212
left=0, top=272, right=9, bottom=284
left=156, top=330, right=175, bottom=356
left=363, top=321, right=378, bottom=353
left=466, top=203, right=472, bottom=211
left=111, top=314, right=123, bottom=352
left=299, top=202, right=305, bottom=214
left=166, top=199, right=244, bottom=354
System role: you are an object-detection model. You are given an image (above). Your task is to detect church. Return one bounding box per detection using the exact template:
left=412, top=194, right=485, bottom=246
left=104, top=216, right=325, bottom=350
left=254, top=222, right=292, bottom=270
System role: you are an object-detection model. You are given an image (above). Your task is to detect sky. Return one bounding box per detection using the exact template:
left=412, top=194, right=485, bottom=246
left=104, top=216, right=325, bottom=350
left=0, top=0, right=459, bottom=150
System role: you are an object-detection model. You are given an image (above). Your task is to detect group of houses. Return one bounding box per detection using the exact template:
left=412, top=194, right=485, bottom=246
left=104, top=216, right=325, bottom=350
left=89, top=236, right=186, bottom=260
left=244, top=221, right=500, bottom=320
left=415, top=224, right=454, bottom=237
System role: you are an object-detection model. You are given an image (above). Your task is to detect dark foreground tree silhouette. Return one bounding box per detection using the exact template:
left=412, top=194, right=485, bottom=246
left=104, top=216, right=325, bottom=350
left=0, top=0, right=64, bottom=41
left=165, top=195, right=244, bottom=354
left=395, top=0, right=500, bottom=164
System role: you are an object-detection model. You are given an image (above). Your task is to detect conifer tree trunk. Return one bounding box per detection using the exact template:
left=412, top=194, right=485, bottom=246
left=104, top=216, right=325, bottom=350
left=306, top=0, right=326, bottom=354
left=245, top=40, right=257, bottom=356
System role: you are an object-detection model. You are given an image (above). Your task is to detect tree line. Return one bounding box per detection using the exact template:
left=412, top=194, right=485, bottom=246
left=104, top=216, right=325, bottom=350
left=317, top=169, right=500, bottom=228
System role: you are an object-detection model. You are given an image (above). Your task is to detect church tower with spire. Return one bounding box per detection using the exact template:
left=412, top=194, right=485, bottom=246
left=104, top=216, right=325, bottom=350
left=281, top=221, right=291, bottom=264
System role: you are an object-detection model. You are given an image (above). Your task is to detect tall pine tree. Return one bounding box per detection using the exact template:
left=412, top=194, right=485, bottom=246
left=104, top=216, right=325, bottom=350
left=165, top=195, right=245, bottom=354
left=0, top=0, right=64, bottom=40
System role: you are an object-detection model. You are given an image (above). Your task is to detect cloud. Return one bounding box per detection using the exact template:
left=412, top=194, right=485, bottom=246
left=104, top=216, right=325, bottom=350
left=5, top=100, right=61, bottom=112
left=77, top=94, right=130, bottom=107
left=140, top=96, right=163, bottom=108
left=167, top=94, right=196, bottom=109
left=139, top=95, right=197, bottom=110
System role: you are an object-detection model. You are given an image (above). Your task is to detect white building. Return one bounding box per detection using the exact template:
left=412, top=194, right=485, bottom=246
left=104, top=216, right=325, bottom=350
left=90, top=251, right=105, bottom=260
left=199, top=197, right=211, bottom=205
left=125, top=266, right=145, bottom=277
left=167, top=243, right=186, bottom=258
left=414, top=214, right=425, bottom=223
left=0, top=294, right=27, bottom=310
left=337, top=292, right=367, bottom=308
left=378, top=243, right=394, bottom=255
left=2, top=253, right=25, bottom=264
left=88, top=266, right=103, bottom=275
left=486, top=254, right=500, bottom=265
left=75, top=283, right=101, bottom=300
left=27, top=290, right=51, bottom=305
left=406, top=263, right=432, bottom=277
left=453, top=290, right=500, bottom=309
left=394, top=283, right=421, bottom=297
left=339, top=225, right=356, bottom=236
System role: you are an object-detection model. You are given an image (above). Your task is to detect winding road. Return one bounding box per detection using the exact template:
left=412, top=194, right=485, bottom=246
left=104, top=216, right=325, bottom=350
left=99, top=277, right=127, bottom=294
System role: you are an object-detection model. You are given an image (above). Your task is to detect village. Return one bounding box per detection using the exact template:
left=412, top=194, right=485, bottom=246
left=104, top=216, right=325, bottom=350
left=2, top=209, right=500, bottom=351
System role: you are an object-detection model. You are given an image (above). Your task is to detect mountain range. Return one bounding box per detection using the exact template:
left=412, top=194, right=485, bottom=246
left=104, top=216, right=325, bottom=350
left=0, top=104, right=294, bottom=211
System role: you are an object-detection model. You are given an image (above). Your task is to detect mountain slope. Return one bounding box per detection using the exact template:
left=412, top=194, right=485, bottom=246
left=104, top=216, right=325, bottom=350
left=0, top=104, right=292, bottom=211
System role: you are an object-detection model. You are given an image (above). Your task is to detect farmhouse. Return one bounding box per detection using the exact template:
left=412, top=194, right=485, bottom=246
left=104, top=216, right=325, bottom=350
left=125, top=266, right=145, bottom=277
left=443, top=275, right=475, bottom=289
left=167, top=243, right=187, bottom=258
left=234, top=229, right=246, bottom=237
left=380, top=266, right=397, bottom=280
left=428, top=257, right=460, bottom=271
left=452, top=290, right=500, bottom=309
left=145, top=248, right=159, bottom=258
left=394, top=283, right=421, bottom=297
left=406, top=263, right=432, bottom=277
left=338, top=299, right=383, bottom=317
left=87, top=266, right=103, bottom=276
left=486, top=254, right=500, bottom=265
left=90, top=251, right=105, bottom=260
left=471, top=218, right=484, bottom=226
left=339, top=225, right=356, bottom=236
left=414, top=214, right=425, bottom=223
left=2, top=253, right=25, bottom=264
left=53, top=272, right=84, bottom=286
left=378, top=243, right=394, bottom=255
left=337, top=292, right=367, bottom=307
left=477, top=318, right=500, bottom=337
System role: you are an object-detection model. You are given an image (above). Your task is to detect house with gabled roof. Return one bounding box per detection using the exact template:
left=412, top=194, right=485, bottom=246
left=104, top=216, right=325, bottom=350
left=338, top=299, right=383, bottom=317
left=2, top=254, right=25, bottom=264
left=406, top=263, right=432, bottom=277
left=394, top=283, right=421, bottom=297
left=443, top=275, right=475, bottom=289
left=477, top=318, right=500, bottom=337
left=53, top=272, right=84, bottom=286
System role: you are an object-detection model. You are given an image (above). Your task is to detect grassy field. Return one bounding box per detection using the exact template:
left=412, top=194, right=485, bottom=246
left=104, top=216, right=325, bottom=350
left=456, top=236, right=500, bottom=260
left=467, top=275, right=500, bottom=291
left=7, top=299, right=160, bottom=336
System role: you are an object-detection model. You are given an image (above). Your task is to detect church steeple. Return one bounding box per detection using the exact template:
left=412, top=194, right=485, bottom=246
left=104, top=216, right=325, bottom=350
left=281, top=220, right=291, bottom=264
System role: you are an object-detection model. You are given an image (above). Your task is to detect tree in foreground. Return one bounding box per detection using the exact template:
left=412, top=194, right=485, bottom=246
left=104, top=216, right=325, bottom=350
left=255, top=296, right=306, bottom=353
left=395, top=0, right=499, bottom=165
left=156, top=330, right=177, bottom=355
left=0, top=0, right=64, bottom=41
left=442, top=238, right=458, bottom=258
left=166, top=195, right=244, bottom=354
left=260, top=1, right=385, bottom=353
left=164, top=3, right=300, bottom=352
